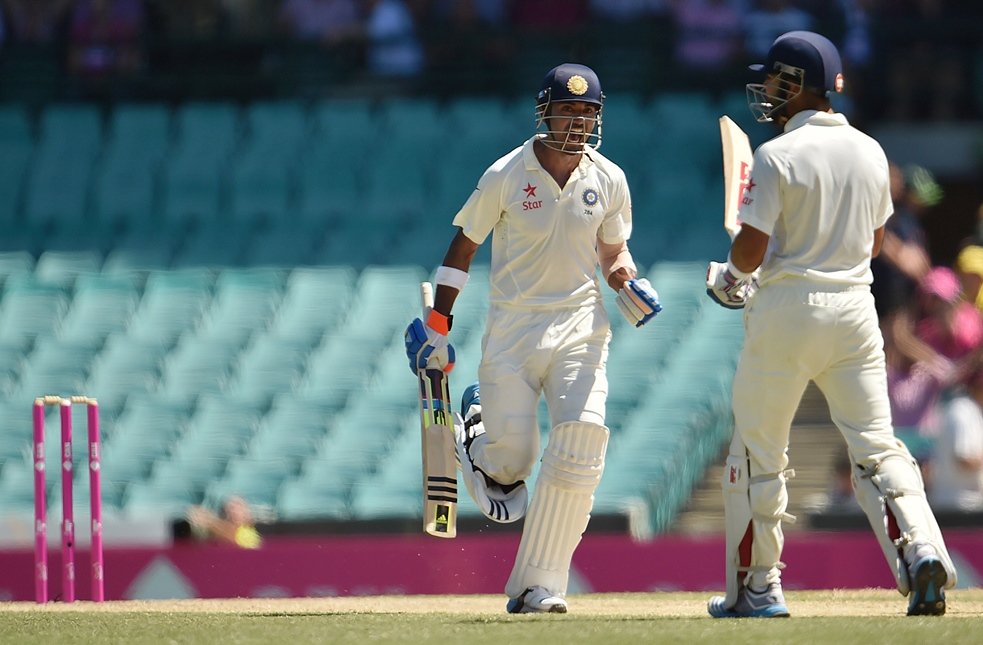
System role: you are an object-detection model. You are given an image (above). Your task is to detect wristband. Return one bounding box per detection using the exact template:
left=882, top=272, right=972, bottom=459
left=726, top=252, right=753, bottom=280
left=435, top=265, right=469, bottom=291
left=426, top=309, right=451, bottom=335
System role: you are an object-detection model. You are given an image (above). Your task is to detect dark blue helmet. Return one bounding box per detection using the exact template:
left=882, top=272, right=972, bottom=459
left=746, top=31, right=844, bottom=123
left=535, top=63, right=604, bottom=152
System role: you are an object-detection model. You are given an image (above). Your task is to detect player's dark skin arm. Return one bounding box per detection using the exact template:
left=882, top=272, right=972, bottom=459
left=433, top=228, right=480, bottom=316
left=729, top=223, right=770, bottom=273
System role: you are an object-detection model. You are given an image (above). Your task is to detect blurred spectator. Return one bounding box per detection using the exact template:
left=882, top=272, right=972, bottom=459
left=821, top=445, right=861, bottom=512
left=363, top=0, right=424, bottom=78
left=930, top=366, right=983, bottom=511
left=432, top=0, right=507, bottom=26
left=146, top=0, right=224, bottom=41
left=876, top=0, right=968, bottom=121
left=513, top=0, right=588, bottom=30
left=278, top=0, right=360, bottom=44
left=884, top=311, right=948, bottom=446
left=427, top=0, right=513, bottom=93
left=871, top=163, right=939, bottom=320
left=955, top=203, right=983, bottom=313
left=668, top=0, right=743, bottom=73
left=588, top=0, right=668, bottom=21
left=891, top=267, right=983, bottom=427
left=222, top=0, right=277, bottom=40
left=186, top=495, right=263, bottom=548
left=2, top=0, right=72, bottom=44
left=743, top=0, right=815, bottom=60
left=67, top=0, right=145, bottom=79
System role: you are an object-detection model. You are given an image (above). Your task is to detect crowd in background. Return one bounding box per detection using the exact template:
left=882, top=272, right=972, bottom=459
left=0, top=0, right=980, bottom=122
left=848, top=168, right=983, bottom=513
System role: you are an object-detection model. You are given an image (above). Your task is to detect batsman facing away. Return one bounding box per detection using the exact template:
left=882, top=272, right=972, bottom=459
left=705, top=31, right=956, bottom=618
left=405, top=63, right=661, bottom=614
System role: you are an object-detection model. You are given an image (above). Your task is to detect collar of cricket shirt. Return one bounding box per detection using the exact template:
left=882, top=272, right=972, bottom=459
left=784, top=109, right=849, bottom=133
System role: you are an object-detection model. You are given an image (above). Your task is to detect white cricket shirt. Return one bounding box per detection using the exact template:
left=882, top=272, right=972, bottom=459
left=738, top=110, right=893, bottom=287
left=453, top=136, right=632, bottom=309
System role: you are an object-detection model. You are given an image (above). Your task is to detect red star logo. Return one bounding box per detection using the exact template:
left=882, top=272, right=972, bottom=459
left=523, top=182, right=537, bottom=198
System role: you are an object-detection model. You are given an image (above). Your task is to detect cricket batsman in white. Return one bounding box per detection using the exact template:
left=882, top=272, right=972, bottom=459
left=405, top=63, right=662, bottom=613
left=705, top=31, right=957, bottom=617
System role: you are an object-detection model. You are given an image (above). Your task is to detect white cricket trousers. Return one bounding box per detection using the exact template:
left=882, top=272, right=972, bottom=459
left=734, top=280, right=910, bottom=477
left=473, top=302, right=611, bottom=484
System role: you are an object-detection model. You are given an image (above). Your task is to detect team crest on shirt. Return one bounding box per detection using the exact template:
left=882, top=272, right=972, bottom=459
left=582, top=188, right=599, bottom=207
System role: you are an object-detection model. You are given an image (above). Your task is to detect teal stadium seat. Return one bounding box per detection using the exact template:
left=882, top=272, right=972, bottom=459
left=230, top=102, right=308, bottom=227
left=24, top=104, right=102, bottom=229
left=85, top=333, right=169, bottom=412
left=157, top=335, right=243, bottom=401
left=58, top=273, right=140, bottom=344
left=204, top=455, right=287, bottom=509
left=243, top=393, right=335, bottom=468
left=161, top=102, right=239, bottom=226
left=92, top=103, right=171, bottom=228
left=267, top=266, right=356, bottom=346
left=33, top=250, right=103, bottom=289
left=0, top=275, right=69, bottom=346
left=126, top=269, right=214, bottom=344
left=0, top=105, right=34, bottom=227
left=226, top=334, right=310, bottom=407
left=194, top=267, right=285, bottom=345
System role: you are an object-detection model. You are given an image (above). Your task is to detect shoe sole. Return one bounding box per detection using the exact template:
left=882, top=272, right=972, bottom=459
left=907, top=558, right=947, bottom=616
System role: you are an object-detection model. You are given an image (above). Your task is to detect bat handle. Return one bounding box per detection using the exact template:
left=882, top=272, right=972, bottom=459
left=420, top=281, right=434, bottom=317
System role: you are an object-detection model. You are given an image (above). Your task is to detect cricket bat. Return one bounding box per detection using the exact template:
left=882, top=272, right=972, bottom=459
left=719, top=116, right=754, bottom=240
left=416, top=282, right=458, bottom=538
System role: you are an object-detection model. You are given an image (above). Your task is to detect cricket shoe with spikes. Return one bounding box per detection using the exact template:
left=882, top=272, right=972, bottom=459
left=507, top=586, right=568, bottom=614
left=455, top=382, right=529, bottom=523
left=906, top=544, right=947, bottom=616
left=707, top=583, right=790, bottom=618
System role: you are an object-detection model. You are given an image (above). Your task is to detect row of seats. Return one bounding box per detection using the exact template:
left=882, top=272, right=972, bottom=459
left=0, top=93, right=748, bottom=263
left=0, top=261, right=736, bottom=534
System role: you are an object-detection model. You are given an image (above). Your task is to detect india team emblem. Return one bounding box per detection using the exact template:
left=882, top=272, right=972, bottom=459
left=567, top=75, right=589, bottom=96
left=582, top=188, right=599, bottom=207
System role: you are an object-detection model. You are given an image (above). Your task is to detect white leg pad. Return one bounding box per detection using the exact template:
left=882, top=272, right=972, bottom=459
left=721, top=451, right=794, bottom=608
left=504, top=421, right=609, bottom=599
left=852, top=452, right=958, bottom=595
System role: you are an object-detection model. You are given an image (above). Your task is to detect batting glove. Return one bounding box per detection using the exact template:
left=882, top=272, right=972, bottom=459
left=706, top=261, right=757, bottom=309
left=404, top=310, right=456, bottom=374
left=616, top=278, right=663, bottom=327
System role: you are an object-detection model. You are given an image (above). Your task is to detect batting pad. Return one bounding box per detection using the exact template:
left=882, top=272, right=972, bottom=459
left=504, top=422, right=609, bottom=599
left=853, top=452, right=958, bottom=595
left=721, top=452, right=793, bottom=607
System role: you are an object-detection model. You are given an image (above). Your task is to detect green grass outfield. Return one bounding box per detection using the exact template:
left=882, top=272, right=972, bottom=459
left=2, top=589, right=981, bottom=644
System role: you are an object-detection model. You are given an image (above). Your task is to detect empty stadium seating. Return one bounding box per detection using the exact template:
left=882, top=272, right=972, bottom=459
left=0, top=93, right=741, bottom=536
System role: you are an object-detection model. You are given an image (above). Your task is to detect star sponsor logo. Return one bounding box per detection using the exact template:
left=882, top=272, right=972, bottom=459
left=522, top=182, right=542, bottom=210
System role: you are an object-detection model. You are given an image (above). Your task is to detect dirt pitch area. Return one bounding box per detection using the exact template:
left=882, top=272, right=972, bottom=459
left=3, top=589, right=982, bottom=617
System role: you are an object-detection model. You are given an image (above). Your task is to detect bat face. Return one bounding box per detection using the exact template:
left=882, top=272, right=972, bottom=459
left=418, top=368, right=458, bottom=538
left=719, top=116, right=754, bottom=240
left=417, top=282, right=458, bottom=538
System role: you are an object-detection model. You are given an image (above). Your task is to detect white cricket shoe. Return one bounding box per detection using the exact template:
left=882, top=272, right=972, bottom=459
left=455, top=383, right=528, bottom=523
left=707, top=582, right=790, bottom=618
left=507, top=586, right=568, bottom=614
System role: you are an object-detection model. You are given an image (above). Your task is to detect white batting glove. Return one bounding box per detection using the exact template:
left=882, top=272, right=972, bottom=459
left=616, top=278, right=663, bottom=327
left=706, top=261, right=757, bottom=309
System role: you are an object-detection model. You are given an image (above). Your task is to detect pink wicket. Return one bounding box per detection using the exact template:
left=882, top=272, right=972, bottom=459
left=32, top=395, right=104, bottom=604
